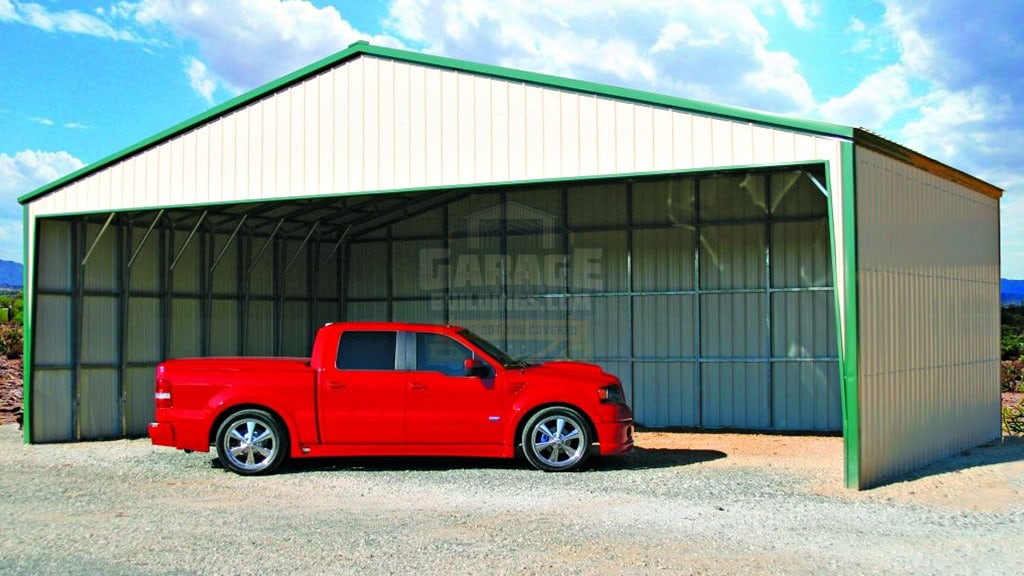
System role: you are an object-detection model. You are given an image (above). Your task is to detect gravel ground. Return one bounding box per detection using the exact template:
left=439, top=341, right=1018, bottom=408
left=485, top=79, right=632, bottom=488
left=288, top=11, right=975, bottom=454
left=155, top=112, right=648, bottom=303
left=1, top=424, right=1022, bottom=576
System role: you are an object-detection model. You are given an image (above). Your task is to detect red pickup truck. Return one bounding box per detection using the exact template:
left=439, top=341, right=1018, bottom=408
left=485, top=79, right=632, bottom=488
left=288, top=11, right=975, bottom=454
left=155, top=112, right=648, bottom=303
left=148, top=322, right=634, bottom=475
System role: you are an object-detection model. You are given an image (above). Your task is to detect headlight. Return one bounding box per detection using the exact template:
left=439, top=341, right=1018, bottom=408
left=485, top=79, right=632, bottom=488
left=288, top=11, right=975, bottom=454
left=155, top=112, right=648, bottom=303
left=598, top=384, right=625, bottom=404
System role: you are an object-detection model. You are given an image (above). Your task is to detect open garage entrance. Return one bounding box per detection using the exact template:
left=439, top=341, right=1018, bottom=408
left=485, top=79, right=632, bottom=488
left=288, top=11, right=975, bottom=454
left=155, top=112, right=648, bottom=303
left=29, top=166, right=838, bottom=442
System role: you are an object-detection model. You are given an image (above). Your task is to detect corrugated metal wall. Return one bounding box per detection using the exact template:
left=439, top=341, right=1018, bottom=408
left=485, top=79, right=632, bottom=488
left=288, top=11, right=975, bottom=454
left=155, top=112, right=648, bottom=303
left=347, top=171, right=840, bottom=430
left=855, top=147, right=1001, bottom=488
left=27, top=55, right=844, bottom=220
left=28, top=213, right=328, bottom=441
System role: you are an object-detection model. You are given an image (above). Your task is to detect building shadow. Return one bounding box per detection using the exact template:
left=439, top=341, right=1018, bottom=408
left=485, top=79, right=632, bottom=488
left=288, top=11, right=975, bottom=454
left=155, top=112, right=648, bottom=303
left=874, top=434, right=1024, bottom=488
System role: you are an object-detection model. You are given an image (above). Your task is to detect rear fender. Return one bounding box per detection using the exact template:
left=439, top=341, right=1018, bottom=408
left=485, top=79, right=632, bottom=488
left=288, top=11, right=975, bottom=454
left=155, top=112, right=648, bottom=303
left=204, top=391, right=313, bottom=457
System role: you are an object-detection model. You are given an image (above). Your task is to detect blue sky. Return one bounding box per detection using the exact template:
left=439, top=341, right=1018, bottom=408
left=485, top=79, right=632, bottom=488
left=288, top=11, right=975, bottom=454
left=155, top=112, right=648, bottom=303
left=1, top=0, right=1022, bottom=277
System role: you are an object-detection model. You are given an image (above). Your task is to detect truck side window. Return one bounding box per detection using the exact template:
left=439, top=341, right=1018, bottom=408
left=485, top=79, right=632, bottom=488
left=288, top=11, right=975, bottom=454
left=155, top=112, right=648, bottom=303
left=336, top=331, right=398, bottom=370
left=416, top=333, right=473, bottom=376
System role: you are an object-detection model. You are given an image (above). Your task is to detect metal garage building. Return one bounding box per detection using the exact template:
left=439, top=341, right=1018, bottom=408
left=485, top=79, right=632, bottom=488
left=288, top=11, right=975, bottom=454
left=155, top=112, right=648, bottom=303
left=18, top=42, right=1002, bottom=489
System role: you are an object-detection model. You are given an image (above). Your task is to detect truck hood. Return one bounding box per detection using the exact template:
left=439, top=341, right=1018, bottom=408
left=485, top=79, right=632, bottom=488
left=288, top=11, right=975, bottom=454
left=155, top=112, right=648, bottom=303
left=519, top=360, right=617, bottom=383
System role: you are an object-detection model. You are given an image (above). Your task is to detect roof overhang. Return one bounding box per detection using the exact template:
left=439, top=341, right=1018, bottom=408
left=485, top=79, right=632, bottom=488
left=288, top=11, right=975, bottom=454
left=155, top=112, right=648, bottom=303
left=853, top=128, right=1002, bottom=200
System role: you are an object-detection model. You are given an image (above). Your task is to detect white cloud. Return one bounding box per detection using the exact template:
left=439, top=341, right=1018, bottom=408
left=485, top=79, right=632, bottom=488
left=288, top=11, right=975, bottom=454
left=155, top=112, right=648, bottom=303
left=0, top=0, right=16, bottom=21
left=0, top=150, right=85, bottom=263
left=817, top=64, right=910, bottom=129
left=1, top=0, right=140, bottom=41
left=30, top=117, right=53, bottom=126
left=185, top=57, right=217, bottom=104
left=875, top=1, right=1024, bottom=279
left=385, top=0, right=815, bottom=114
left=779, top=0, right=817, bottom=30
left=133, top=0, right=401, bottom=97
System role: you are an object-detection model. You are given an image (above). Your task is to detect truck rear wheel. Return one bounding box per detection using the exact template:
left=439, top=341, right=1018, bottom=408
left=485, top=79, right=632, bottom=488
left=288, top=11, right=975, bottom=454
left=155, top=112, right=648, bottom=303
left=215, top=409, right=288, bottom=475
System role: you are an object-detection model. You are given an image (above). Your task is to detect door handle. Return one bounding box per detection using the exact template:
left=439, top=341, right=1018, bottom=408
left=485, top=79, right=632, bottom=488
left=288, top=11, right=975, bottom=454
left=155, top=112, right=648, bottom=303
left=409, top=382, right=427, bottom=391
left=326, top=381, right=346, bottom=390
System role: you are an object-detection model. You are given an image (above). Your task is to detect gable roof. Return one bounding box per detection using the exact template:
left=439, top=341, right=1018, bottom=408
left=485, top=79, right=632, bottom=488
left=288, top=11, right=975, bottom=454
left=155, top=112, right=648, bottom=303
left=19, top=41, right=855, bottom=206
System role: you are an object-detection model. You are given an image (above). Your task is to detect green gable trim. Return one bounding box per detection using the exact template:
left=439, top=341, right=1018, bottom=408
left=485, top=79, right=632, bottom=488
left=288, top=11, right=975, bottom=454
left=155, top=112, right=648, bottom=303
left=20, top=41, right=853, bottom=206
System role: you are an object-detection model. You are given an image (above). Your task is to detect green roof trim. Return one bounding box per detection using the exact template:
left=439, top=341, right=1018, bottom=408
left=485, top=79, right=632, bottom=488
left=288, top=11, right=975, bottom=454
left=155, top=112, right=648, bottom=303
left=19, top=41, right=855, bottom=205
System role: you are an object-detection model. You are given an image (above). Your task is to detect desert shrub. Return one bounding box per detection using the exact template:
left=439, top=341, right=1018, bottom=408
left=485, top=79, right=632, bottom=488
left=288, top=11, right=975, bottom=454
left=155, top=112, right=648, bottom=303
left=0, top=324, right=22, bottom=359
left=1004, top=400, right=1024, bottom=436
left=1004, top=305, right=1024, bottom=360
left=1002, top=360, right=1024, bottom=393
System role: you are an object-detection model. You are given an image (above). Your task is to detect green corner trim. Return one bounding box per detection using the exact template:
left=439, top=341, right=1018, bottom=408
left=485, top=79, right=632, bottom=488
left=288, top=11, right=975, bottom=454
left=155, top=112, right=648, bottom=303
left=838, top=141, right=861, bottom=489
left=21, top=206, right=31, bottom=443
left=18, top=42, right=854, bottom=206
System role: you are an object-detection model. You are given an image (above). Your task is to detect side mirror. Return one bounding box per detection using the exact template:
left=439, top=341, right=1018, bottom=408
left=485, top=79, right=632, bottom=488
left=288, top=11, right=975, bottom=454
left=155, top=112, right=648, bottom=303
left=464, top=358, right=491, bottom=378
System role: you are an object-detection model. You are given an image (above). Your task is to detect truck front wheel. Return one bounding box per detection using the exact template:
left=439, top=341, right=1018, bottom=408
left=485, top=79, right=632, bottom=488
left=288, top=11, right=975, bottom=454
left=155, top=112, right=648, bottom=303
left=215, top=409, right=288, bottom=475
left=521, top=406, right=592, bottom=472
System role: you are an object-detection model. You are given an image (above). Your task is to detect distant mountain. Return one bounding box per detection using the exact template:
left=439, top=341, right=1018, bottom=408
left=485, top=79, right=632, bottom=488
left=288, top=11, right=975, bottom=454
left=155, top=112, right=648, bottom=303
left=1003, top=279, right=1024, bottom=306
left=0, top=260, right=22, bottom=288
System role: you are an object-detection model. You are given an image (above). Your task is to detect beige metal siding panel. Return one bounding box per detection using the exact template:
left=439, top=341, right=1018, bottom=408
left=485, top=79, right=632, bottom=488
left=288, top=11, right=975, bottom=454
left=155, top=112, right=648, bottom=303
left=246, top=300, right=274, bottom=355
left=652, top=108, right=674, bottom=171
left=347, top=242, right=388, bottom=300
left=34, top=295, right=72, bottom=366
left=700, top=224, right=766, bottom=290
left=856, top=147, right=1001, bottom=488
left=124, top=366, right=156, bottom=436
left=633, top=103, right=654, bottom=173
left=632, top=228, right=696, bottom=292
left=561, top=91, right=580, bottom=177
left=633, top=362, right=699, bottom=427
left=281, top=301, right=310, bottom=356
left=543, top=86, right=562, bottom=177
left=700, top=293, right=767, bottom=358
left=771, top=221, right=832, bottom=288
left=28, top=54, right=847, bottom=219
left=170, top=298, right=201, bottom=358
left=570, top=296, right=629, bottom=359
left=672, top=113, right=694, bottom=169
left=30, top=370, right=75, bottom=442
left=210, top=300, right=240, bottom=356
left=37, top=220, right=72, bottom=291
left=346, top=58, right=365, bottom=191
left=464, top=73, right=485, bottom=183
left=771, top=291, right=836, bottom=358
left=691, top=115, right=712, bottom=166
left=79, top=368, right=120, bottom=439
left=126, top=297, right=161, bottom=363
left=505, top=80, right=526, bottom=182
left=82, top=296, right=119, bottom=365
left=701, top=362, right=770, bottom=428
left=632, top=295, right=697, bottom=358
left=772, top=361, right=841, bottom=430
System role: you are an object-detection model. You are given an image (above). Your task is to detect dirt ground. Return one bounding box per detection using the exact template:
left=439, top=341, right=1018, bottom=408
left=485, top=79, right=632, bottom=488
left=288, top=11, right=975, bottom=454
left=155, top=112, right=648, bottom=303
left=0, top=356, right=22, bottom=426
left=0, top=356, right=1021, bottom=506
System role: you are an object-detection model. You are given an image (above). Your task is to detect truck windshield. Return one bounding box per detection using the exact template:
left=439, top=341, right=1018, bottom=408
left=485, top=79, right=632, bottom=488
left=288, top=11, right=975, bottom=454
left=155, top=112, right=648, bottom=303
left=458, top=329, right=523, bottom=368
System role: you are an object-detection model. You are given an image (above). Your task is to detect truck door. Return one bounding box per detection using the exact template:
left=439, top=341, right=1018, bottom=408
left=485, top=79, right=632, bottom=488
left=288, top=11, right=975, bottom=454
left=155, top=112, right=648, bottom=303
left=318, top=330, right=405, bottom=445
left=405, top=332, right=503, bottom=445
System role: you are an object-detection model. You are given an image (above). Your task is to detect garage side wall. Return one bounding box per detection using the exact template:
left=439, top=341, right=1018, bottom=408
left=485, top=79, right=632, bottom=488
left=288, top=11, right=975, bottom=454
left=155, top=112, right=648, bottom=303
left=855, top=147, right=1001, bottom=488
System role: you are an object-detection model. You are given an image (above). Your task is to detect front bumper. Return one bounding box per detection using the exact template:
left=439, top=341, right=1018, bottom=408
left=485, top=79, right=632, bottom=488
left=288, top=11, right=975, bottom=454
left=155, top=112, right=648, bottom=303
left=596, top=402, right=634, bottom=456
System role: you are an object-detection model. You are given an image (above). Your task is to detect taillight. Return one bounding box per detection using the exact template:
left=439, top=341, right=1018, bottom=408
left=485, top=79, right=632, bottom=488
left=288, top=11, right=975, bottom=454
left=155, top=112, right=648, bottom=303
left=598, top=384, right=625, bottom=405
left=155, top=378, right=172, bottom=408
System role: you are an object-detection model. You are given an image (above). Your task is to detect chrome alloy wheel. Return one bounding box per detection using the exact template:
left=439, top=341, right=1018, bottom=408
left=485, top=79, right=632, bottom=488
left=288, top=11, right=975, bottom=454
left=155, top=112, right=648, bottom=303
left=219, top=414, right=280, bottom=473
left=527, top=413, right=587, bottom=469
